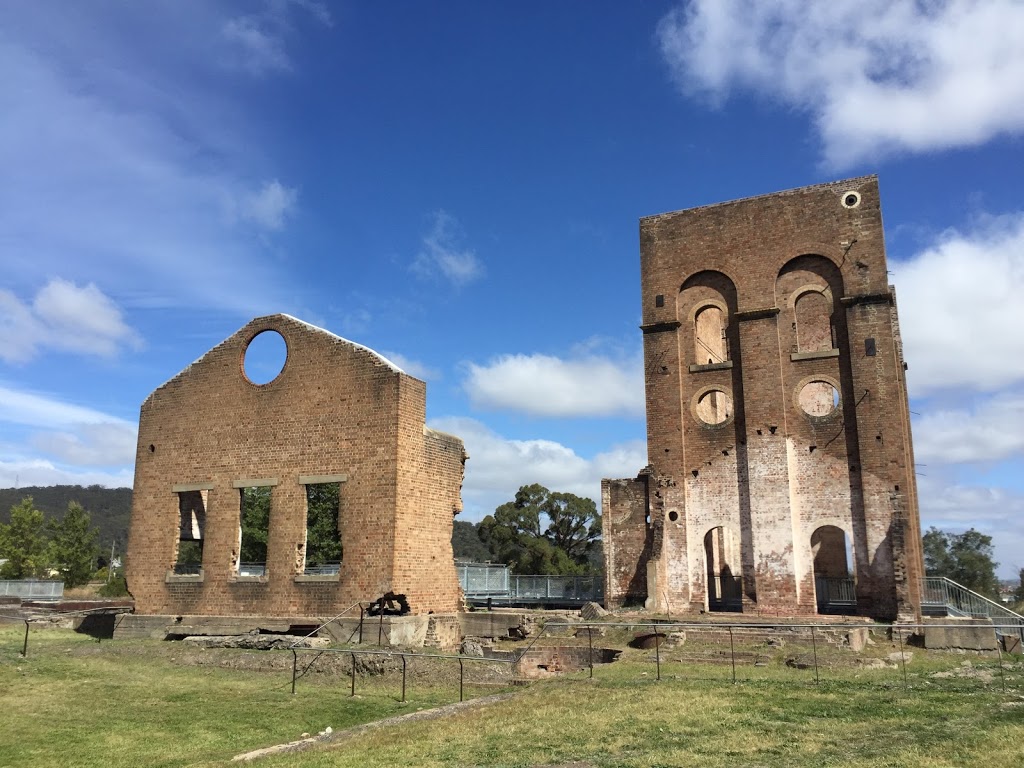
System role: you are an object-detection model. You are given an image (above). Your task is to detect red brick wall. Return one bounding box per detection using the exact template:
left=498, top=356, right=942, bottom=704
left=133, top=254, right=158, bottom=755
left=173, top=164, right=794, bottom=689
left=604, top=176, right=923, bottom=620
left=127, top=314, right=464, bottom=617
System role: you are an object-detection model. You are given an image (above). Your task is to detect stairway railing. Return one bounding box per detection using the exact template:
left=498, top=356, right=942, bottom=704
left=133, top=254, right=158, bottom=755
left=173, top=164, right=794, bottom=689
left=922, top=576, right=1024, bottom=641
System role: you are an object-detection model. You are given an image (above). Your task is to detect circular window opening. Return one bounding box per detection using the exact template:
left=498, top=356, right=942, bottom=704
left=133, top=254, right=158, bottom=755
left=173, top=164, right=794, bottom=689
left=668, top=510, right=679, bottom=522
left=841, top=191, right=861, bottom=209
left=243, top=330, right=288, bottom=385
left=799, top=381, right=839, bottom=417
left=696, top=389, right=732, bottom=425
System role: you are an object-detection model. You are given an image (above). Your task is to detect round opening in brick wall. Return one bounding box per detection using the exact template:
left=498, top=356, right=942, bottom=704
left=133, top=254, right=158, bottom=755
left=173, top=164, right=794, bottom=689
left=841, top=191, right=861, bottom=209
left=696, top=389, right=732, bottom=425
left=668, top=510, right=679, bottom=522
left=799, top=380, right=839, bottom=417
left=243, top=330, right=288, bottom=385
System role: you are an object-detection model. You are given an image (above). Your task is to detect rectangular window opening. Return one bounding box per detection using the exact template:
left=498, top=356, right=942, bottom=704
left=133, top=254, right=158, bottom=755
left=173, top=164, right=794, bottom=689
left=303, top=482, right=342, bottom=576
left=238, top=486, right=271, bottom=577
left=175, top=490, right=206, bottom=575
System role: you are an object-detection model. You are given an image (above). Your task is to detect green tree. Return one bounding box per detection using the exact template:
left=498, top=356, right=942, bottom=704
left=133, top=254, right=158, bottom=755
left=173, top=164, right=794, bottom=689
left=0, top=497, right=50, bottom=579
left=478, top=484, right=601, bottom=575
left=47, top=502, right=100, bottom=588
left=452, top=520, right=490, bottom=562
left=305, top=482, right=342, bottom=566
left=1011, top=567, right=1024, bottom=606
left=922, top=526, right=999, bottom=599
left=239, top=486, right=271, bottom=564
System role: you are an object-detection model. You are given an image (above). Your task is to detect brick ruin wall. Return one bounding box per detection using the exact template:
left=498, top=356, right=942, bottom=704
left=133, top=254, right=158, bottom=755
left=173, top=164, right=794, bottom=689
left=603, top=176, right=924, bottom=621
left=127, top=314, right=465, bottom=618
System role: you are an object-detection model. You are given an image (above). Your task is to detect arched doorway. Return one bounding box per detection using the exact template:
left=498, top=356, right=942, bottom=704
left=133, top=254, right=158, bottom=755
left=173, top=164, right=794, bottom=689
left=811, top=526, right=856, bottom=614
left=705, top=526, right=742, bottom=612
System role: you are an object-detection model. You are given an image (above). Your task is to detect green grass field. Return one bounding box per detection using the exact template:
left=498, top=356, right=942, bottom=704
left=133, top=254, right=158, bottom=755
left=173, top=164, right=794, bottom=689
left=1, top=623, right=1022, bottom=767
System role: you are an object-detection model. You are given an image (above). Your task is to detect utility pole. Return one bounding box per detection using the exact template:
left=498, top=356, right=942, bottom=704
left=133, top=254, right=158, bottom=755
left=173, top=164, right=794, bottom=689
left=108, top=540, right=115, bottom=583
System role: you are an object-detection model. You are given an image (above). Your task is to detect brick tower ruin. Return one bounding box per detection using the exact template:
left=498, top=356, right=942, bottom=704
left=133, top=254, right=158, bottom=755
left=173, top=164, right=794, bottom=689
left=602, top=176, right=924, bottom=621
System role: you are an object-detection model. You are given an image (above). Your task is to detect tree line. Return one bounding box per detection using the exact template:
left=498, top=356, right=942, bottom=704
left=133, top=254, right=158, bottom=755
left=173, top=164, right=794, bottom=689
left=0, top=497, right=102, bottom=588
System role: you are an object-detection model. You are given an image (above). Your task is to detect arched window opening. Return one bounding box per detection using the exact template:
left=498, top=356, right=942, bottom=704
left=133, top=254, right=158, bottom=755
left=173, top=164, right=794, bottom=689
left=811, top=526, right=856, bottom=615
left=794, top=291, right=833, bottom=352
left=694, top=305, right=728, bottom=364
left=704, top=526, right=742, bottom=612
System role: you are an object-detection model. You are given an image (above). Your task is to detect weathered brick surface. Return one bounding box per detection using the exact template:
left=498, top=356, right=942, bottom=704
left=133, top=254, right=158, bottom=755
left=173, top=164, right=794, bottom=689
left=127, top=314, right=465, bottom=617
left=604, top=177, right=924, bottom=620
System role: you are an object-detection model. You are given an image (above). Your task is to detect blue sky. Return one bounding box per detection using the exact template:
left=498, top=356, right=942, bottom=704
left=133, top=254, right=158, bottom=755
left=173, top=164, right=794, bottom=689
left=2, top=1, right=1023, bottom=577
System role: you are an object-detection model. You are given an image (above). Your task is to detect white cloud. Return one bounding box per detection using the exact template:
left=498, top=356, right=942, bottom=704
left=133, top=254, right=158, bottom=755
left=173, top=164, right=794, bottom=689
left=237, top=179, right=298, bottom=231
left=412, top=211, right=484, bottom=286
left=896, top=214, right=1024, bottom=394
left=917, top=474, right=1024, bottom=577
left=222, top=0, right=332, bottom=76
left=0, top=280, right=141, bottom=363
left=463, top=349, right=644, bottom=418
left=0, top=383, right=137, bottom=478
left=29, top=422, right=137, bottom=467
left=430, top=416, right=647, bottom=519
left=658, top=0, right=1024, bottom=168
left=914, top=392, right=1024, bottom=466
left=0, top=384, right=135, bottom=431
left=381, top=351, right=441, bottom=381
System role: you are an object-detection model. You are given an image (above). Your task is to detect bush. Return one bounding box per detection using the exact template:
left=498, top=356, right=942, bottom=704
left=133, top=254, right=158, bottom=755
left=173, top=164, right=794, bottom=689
left=98, top=575, right=129, bottom=598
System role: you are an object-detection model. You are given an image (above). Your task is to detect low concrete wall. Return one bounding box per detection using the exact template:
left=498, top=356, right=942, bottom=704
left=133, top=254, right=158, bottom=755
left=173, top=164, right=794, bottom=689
left=923, top=617, right=998, bottom=651
left=459, top=611, right=527, bottom=639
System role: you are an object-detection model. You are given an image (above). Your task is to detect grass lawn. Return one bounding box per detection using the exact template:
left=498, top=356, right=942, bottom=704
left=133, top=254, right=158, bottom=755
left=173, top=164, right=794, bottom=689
left=0, top=624, right=462, bottom=768
left=1, top=622, right=1022, bottom=767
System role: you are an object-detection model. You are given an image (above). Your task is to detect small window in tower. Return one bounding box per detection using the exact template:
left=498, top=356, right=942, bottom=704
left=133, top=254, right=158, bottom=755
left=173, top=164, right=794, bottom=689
left=794, top=291, right=833, bottom=353
left=696, top=389, right=732, bottom=425
left=694, top=305, right=728, bottom=364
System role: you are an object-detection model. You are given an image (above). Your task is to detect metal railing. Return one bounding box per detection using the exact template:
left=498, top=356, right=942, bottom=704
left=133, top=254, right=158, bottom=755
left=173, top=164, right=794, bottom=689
left=303, top=563, right=340, bottom=576
left=815, top=576, right=857, bottom=613
left=0, top=580, right=64, bottom=601
left=237, top=563, right=267, bottom=577
left=457, top=565, right=603, bottom=606
left=171, top=563, right=202, bottom=576
left=922, top=577, right=1024, bottom=641
left=457, top=563, right=510, bottom=596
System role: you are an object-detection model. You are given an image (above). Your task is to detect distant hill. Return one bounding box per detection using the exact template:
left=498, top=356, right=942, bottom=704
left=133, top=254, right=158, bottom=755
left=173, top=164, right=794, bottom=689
left=0, top=485, right=132, bottom=553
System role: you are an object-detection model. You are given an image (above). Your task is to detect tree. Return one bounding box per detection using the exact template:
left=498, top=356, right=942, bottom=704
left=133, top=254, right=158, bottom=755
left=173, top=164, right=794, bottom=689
left=47, top=502, right=100, bottom=588
left=239, top=486, right=271, bottom=564
left=304, top=482, right=342, bottom=566
left=922, top=527, right=999, bottom=599
left=478, top=484, right=601, bottom=575
left=1012, top=568, right=1024, bottom=607
left=451, top=520, right=491, bottom=562
left=0, top=497, right=50, bottom=579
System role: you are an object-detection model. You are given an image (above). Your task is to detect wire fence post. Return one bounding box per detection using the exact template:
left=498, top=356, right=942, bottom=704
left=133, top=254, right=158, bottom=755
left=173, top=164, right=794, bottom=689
left=994, top=636, right=1006, bottom=693
left=728, top=625, right=736, bottom=684
left=896, top=626, right=908, bottom=691
left=810, top=625, right=819, bottom=685
left=459, top=657, right=464, bottom=702
left=401, top=654, right=407, bottom=702
left=22, top=620, right=29, bottom=658
left=350, top=652, right=356, bottom=697
left=378, top=611, right=384, bottom=647
left=588, top=627, right=594, bottom=679
left=654, top=625, right=661, bottom=681
left=291, top=649, right=298, bottom=695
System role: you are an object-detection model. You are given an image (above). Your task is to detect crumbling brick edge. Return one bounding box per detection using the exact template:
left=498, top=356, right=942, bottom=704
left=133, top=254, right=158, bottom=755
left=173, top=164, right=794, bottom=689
left=231, top=692, right=516, bottom=762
